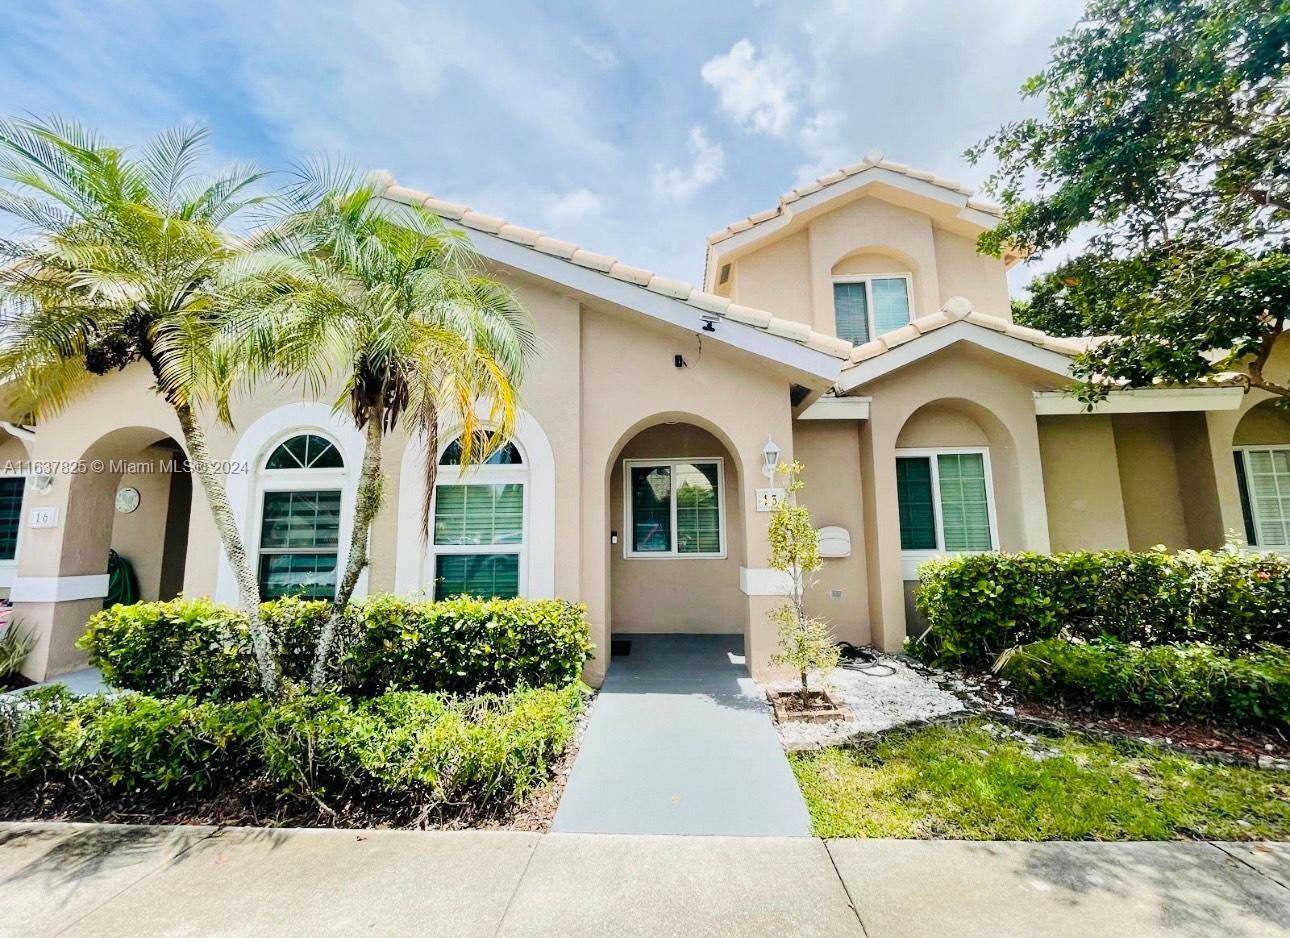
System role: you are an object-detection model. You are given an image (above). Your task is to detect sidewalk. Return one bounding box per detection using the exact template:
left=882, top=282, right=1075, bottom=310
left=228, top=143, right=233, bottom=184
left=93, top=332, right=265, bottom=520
left=2, top=822, right=1287, bottom=936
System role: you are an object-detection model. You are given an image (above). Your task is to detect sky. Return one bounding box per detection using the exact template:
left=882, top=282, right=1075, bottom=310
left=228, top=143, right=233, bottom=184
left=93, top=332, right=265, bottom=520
left=0, top=0, right=1089, bottom=292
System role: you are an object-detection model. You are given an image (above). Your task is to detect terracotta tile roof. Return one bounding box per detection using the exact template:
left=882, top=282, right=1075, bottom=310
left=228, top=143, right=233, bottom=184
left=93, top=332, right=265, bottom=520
left=371, top=172, right=855, bottom=361
left=842, top=296, right=1091, bottom=369
left=707, top=151, right=1002, bottom=247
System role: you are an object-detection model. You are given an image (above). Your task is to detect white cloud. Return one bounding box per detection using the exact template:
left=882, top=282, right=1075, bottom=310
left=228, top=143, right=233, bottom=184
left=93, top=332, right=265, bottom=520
left=544, top=187, right=606, bottom=223
left=651, top=127, right=725, bottom=202
left=793, top=109, right=850, bottom=184
left=701, top=39, right=797, bottom=137
left=573, top=36, right=619, bottom=70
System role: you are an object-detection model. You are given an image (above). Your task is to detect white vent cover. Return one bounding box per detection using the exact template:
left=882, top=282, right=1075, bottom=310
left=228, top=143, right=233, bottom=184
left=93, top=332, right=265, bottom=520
left=817, top=525, right=851, bottom=558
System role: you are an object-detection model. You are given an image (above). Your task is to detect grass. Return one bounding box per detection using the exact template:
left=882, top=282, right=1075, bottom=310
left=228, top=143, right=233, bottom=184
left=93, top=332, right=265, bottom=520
left=789, top=717, right=1290, bottom=841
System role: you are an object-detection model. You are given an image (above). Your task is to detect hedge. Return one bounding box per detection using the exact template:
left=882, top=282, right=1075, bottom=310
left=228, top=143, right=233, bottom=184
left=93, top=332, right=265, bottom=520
left=80, top=595, right=593, bottom=702
left=913, top=549, right=1290, bottom=668
left=0, top=683, right=586, bottom=814
left=998, top=638, right=1290, bottom=727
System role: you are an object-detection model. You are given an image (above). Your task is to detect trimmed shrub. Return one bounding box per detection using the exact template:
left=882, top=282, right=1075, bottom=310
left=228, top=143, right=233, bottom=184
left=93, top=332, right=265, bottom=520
left=913, top=549, right=1290, bottom=668
left=80, top=595, right=592, bottom=701
left=0, top=683, right=587, bottom=816
left=0, top=687, right=266, bottom=793
left=998, top=638, right=1290, bottom=727
left=337, top=595, right=593, bottom=697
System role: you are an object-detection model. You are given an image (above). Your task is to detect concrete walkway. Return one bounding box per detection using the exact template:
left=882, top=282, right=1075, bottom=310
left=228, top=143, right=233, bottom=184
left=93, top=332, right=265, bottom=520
left=551, top=633, right=812, bottom=836
left=2, top=823, right=1287, bottom=936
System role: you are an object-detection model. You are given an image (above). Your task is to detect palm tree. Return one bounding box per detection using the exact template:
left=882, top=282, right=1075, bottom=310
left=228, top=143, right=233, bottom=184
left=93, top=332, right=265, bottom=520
left=0, top=117, right=283, bottom=694
left=237, top=170, right=536, bottom=690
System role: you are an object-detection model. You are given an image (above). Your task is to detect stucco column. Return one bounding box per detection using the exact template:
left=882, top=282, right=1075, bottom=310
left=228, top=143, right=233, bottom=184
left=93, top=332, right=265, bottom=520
left=14, top=444, right=119, bottom=680
left=859, top=411, right=907, bottom=652
left=736, top=406, right=796, bottom=679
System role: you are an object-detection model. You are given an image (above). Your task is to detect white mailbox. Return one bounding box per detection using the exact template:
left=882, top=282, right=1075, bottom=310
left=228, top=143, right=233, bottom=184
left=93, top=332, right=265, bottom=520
left=817, top=525, right=851, bottom=558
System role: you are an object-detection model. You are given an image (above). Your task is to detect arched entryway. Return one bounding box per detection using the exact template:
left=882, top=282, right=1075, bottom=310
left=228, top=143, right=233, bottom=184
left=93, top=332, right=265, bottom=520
left=15, top=424, right=194, bottom=678
left=605, top=416, right=746, bottom=637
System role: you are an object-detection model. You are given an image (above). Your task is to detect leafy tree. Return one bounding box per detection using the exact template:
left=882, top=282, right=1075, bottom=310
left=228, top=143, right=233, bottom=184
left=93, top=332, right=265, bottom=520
left=0, top=118, right=284, bottom=693
left=972, top=0, right=1290, bottom=402
left=767, top=462, right=840, bottom=708
left=235, top=171, right=536, bottom=690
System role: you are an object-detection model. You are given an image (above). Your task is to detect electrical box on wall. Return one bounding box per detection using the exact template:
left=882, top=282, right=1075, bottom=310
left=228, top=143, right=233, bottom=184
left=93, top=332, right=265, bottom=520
left=817, top=525, right=852, bottom=558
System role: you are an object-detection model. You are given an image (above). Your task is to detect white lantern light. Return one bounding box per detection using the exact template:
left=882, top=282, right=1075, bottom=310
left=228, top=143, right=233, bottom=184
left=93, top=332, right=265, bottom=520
left=762, top=436, right=781, bottom=479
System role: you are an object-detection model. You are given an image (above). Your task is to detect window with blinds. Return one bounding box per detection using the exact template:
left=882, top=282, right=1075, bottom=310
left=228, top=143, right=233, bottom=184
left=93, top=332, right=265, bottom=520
left=1236, top=446, right=1290, bottom=548
left=832, top=276, right=912, bottom=345
left=257, top=489, right=341, bottom=600
left=896, top=450, right=994, bottom=557
left=0, top=476, right=24, bottom=561
left=624, top=459, right=724, bottom=558
left=431, top=434, right=527, bottom=600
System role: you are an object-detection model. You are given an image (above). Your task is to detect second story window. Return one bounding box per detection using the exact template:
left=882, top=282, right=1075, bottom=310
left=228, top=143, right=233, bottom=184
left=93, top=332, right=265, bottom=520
left=832, top=275, right=912, bottom=345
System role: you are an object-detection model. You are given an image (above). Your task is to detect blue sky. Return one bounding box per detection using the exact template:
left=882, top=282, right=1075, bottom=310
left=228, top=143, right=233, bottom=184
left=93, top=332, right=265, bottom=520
left=0, top=0, right=1087, bottom=290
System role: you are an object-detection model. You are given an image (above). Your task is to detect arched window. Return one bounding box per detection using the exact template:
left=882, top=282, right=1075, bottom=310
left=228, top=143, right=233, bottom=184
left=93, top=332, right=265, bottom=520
left=256, top=433, right=346, bottom=600
left=429, top=433, right=527, bottom=599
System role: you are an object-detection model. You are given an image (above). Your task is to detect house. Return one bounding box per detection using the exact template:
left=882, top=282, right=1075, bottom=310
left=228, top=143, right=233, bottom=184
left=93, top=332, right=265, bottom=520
left=4, top=153, right=1288, bottom=685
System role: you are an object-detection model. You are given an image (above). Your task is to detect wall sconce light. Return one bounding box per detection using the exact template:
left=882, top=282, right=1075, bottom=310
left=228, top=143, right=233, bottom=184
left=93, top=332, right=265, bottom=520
left=762, top=436, right=781, bottom=480
left=31, top=474, right=54, bottom=495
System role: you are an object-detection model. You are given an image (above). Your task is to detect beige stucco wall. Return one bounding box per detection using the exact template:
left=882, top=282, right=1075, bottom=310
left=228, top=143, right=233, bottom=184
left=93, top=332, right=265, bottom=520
left=792, top=421, right=869, bottom=646
left=608, top=424, right=745, bottom=634
left=109, top=446, right=183, bottom=601
left=728, top=193, right=1013, bottom=339
left=1112, top=413, right=1192, bottom=550
left=1038, top=415, right=1130, bottom=551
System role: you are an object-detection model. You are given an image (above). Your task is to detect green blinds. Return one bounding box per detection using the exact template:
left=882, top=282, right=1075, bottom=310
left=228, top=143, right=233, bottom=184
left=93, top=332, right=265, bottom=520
left=936, top=453, right=992, bottom=550
left=870, top=277, right=911, bottom=334
left=434, top=553, right=519, bottom=600
left=676, top=462, right=721, bottom=554
left=0, top=477, right=23, bottom=561
left=833, top=282, right=870, bottom=345
left=1244, top=448, right=1290, bottom=547
left=432, top=481, right=524, bottom=600
left=630, top=465, right=672, bottom=552
left=433, top=484, right=523, bottom=545
left=895, top=453, right=993, bottom=552
left=258, top=489, right=341, bottom=599
left=895, top=457, right=936, bottom=550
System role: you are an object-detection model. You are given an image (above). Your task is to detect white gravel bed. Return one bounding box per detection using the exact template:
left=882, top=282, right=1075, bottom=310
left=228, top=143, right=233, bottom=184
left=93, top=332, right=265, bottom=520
left=768, top=652, right=970, bottom=750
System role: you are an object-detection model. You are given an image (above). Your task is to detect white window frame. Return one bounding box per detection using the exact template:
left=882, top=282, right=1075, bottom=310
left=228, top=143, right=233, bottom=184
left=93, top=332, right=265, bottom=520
left=426, top=439, right=529, bottom=599
left=622, top=457, right=727, bottom=560
left=1234, top=444, right=1290, bottom=553
left=831, top=273, right=914, bottom=343
left=0, top=471, right=26, bottom=590
left=895, top=446, right=999, bottom=579
left=252, top=431, right=349, bottom=601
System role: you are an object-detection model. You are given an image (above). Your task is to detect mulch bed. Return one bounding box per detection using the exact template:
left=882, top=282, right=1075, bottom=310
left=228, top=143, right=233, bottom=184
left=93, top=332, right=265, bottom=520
left=1011, top=699, right=1288, bottom=765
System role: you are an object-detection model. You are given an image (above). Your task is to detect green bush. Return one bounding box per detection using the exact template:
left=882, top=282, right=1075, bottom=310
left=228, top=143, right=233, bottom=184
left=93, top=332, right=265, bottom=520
left=913, top=549, right=1290, bottom=668
left=337, top=595, right=593, bottom=697
left=0, top=687, right=266, bottom=793
left=998, top=638, right=1290, bottom=727
left=0, top=683, right=587, bottom=815
left=80, top=595, right=593, bottom=701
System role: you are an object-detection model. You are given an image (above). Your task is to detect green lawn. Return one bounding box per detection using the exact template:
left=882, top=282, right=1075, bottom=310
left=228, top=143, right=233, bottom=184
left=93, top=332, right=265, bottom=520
left=789, top=718, right=1290, bottom=841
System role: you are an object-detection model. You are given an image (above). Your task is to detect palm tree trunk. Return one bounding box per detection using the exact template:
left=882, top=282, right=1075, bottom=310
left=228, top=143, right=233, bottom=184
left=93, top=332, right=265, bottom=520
left=174, top=402, right=279, bottom=695
left=310, top=409, right=384, bottom=691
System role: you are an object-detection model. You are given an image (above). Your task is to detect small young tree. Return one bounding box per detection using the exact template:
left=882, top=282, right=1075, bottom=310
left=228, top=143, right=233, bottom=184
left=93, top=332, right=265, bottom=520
left=767, top=462, right=840, bottom=708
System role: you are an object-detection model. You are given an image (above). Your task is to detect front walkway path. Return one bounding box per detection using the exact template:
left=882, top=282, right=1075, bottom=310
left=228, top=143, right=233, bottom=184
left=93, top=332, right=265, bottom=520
left=3, top=823, right=1287, bottom=936
left=551, top=633, right=812, bottom=836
